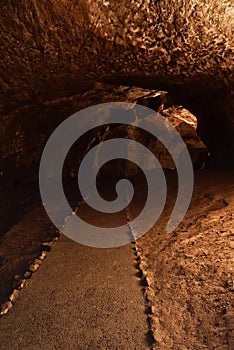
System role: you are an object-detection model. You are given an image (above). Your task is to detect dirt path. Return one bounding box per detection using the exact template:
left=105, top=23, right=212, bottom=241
left=0, top=235, right=152, bottom=349
left=0, top=200, right=152, bottom=350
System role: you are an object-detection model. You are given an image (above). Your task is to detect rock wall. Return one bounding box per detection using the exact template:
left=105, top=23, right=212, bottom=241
left=0, top=0, right=233, bottom=168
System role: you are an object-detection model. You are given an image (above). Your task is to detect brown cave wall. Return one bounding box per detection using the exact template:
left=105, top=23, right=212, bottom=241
left=0, top=0, right=233, bottom=170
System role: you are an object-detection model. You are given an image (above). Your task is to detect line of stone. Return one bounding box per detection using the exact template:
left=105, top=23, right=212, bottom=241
left=126, top=208, right=156, bottom=349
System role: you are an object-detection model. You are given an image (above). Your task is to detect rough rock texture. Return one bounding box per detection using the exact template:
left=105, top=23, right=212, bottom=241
left=0, top=82, right=207, bottom=178
left=0, top=0, right=233, bottom=168
left=136, top=171, right=234, bottom=350
left=91, top=93, right=208, bottom=175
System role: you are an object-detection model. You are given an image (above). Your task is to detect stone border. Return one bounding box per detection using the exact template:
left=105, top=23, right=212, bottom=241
left=0, top=199, right=86, bottom=317
left=0, top=235, right=60, bottom=317
left=126, top=208, right=156, bottom=348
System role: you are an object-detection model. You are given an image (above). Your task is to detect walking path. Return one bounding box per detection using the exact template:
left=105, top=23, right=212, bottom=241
left=0, top=217, right=152, bottom=349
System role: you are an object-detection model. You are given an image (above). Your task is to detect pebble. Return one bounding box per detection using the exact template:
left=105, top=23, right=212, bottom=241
left=39, top=251, right=47, bottom=260
left=16, top=279, right=27, bottom=290
left=24, top=271, right=32, bottom=279
left=9, top=289, right=20, bottom=303
left=34, top=259, right=42, bottom=265
left=0, top=301, right=13, bottom=316
left=28, top=263, right=40, bottom=273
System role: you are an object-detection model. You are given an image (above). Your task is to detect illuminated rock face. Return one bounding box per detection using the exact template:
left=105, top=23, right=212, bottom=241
left=0, top=1, right=233, bottom=168
left=88, top=0, right=233, bottom=82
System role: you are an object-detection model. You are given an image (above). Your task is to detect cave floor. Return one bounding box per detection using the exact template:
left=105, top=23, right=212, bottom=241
left=0, top=170, right=233, bottom=349
left=0, top=235, right=151, bottom=350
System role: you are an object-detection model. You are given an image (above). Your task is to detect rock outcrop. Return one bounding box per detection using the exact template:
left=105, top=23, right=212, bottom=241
left=0, top=0, right=233, bottom=168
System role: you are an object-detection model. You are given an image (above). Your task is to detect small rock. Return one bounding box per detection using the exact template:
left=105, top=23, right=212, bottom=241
left=0, top=301, right=13, bottom=316
left=14, top=279, right=27, bottom=290
left=9, top=289, right=19, bottom=303
left=28, top=263, right=40, bottom=273
left=34, top=259, right=42, bottom=265
left=39, top=251, right=47, bottom=260
left=24, top=271, right=32, bottom=279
